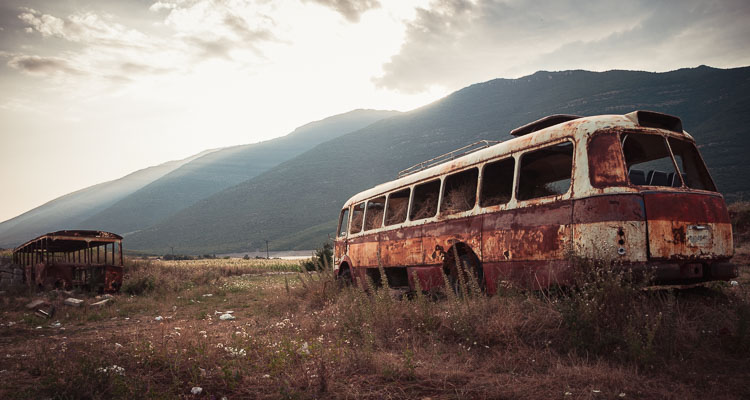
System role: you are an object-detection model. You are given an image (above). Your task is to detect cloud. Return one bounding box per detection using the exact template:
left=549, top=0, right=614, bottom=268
left=155, top=0, right=279, bottom=60
left=304, top=0, right=381, bottom=22
left=18, top=8, right=150, bottom=49
left=7, top=55, right=82, bottom=76
left=374, top=0, right=750, bottom=93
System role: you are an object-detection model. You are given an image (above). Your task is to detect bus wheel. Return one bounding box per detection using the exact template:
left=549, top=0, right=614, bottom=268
left=445, top=245, right=484, bottom=295
left=337, top=266, right=353, bottom=288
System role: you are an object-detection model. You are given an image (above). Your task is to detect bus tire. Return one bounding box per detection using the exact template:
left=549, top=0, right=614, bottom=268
left=446, top=246, right=485, bottom=295
left=337, top=266, right=353, bottom=288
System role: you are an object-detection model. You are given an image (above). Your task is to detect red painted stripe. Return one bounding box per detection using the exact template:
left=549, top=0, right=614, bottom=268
left=643, top=192, right=730, bottom=223
left=573, top=194, right=645, bottom=223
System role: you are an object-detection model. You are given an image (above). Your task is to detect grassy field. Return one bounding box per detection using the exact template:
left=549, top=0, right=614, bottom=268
left=0, top=255, right=748, bottom=399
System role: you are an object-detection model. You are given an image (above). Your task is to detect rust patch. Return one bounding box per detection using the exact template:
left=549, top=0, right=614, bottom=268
left=588, top=130, right=627, bottom=188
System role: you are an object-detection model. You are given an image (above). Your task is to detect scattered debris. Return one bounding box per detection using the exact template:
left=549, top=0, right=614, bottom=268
left=155, top=316, right=164, bottom=321
left=25, top=299, right=47, bottom=310
left=96, top=365, right=125, bottom=376
left=219, top=313, right=235, bottom=321
left=63, top=298, right=83, bottom=307
left=202, top=293, right=213, bottom=297
left=90, top=298, right=112, bottom=307
left=191, top=386, right=202, bottom=395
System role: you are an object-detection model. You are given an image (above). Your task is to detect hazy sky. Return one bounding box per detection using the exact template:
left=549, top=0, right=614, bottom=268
left=1, top=0, right=749, bottom=223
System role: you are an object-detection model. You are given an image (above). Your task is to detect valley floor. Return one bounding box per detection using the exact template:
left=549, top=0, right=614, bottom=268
left=0, top=257, right=748, bottom=399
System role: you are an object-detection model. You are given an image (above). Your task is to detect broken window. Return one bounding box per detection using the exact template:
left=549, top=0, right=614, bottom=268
left=441, top=167, right=478, bottom=214
left=517, top=141, right=574, bottom=201
left=385, top=188, right=410, bottom=226
left=337, top=208, right=349, bottom=237
left=622, top=133, right=679, bottom=187
left=667, top=138, right=717, bottom=191
left=480, top=157, right=515, bottom=207
left=364, top=196, right=386, bottom=231
left=349, top=202, right=365, bottom=234
left=409, top=179, right=440, bottom=221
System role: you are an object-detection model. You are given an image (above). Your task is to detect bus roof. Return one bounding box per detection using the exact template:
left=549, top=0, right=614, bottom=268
left=14, top=230, right=123, bottom=254
left=342, top=111, right=691, bottom=207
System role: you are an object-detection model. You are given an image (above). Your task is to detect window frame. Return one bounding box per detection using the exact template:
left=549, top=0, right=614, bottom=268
left=337, top=207, right=350, bottom=238
left=440, top=167, right=479, bottom=216
left=515, top=139, right=575, bottom=202
left=479, top=156, right=516, bottom=208
left=384, top=187, right=411, bottom=226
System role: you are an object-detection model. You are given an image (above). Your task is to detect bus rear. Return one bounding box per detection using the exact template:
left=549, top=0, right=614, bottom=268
left=583, top=111, right=736, bottom=284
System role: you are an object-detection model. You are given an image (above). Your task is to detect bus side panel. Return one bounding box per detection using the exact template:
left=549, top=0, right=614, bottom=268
left=421, top=215, right=483, bottom=266
left=572, top=194, right=648, bottom=262
left=482, top=201, right=572, bottom=289
left=379, top=225, right=423, bottom=267
left=333, top=238, right=346, bottom=266
left=347, top=234, right=381, bottom=268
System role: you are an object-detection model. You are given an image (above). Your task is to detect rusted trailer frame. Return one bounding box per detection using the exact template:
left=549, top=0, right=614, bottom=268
left=333, top=110, right=738, bottom=293
left=12, top=230, right=124, bottom=293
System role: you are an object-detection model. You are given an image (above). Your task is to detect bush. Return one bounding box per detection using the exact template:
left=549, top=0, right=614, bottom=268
left=302, top=242, right=333, bottom=272
left=122, top=275, right=156, bottom=296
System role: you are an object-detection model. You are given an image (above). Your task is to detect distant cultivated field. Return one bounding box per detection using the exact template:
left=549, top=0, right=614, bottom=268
left=0, top=253, right=747, bottom=399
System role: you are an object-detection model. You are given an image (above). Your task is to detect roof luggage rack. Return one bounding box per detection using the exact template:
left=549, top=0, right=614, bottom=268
left=398, top=140, right=500, bottom=178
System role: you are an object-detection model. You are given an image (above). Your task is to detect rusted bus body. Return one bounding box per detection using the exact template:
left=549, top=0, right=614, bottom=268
left=12, top=230, right=124, bottom=293
left=333, top=111, right=737, bottom=292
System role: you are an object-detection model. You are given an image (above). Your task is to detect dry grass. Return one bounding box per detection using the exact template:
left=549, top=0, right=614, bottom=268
left=411, top=192, right=438, bottom=220
left=0, top=254, right=748, bottom=399
left=441, top=183, right=476, bottom=214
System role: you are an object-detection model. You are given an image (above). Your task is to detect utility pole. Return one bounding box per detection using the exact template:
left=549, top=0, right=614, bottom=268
left=265, top=240, right=269, bottom=259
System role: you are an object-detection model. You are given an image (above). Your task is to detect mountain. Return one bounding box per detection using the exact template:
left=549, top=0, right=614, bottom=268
left=0, top=149, right=216, bottom=248
left=125, top=66, right=750, bottom=254
left=77, top=109, right=399, bottom=235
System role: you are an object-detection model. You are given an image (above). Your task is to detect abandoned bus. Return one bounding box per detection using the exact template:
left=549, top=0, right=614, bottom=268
left=12, top=230, right=124, bottom=293
left=333, top=111, right=737, bottom=293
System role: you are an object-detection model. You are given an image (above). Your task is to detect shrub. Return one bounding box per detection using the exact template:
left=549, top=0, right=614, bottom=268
left=302, top=242, right=333, bottom=272
left=122, top=275, right=156, bottom=295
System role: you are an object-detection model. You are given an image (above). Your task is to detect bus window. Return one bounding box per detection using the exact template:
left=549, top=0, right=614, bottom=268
left=441, top=167, right=478, bottom=214
left=364, top=196, right=386, bottom=231
left=667, top=138, right=717, bottom=191
left=337, top=208, right=349, bottom=237
left=622, top=134, right=679, bottom=187
left=480, top=157, right=515, bottom=206
left=409, top=179, right=440, bottom=221
left=385, top=188, right=410, bottom=226
left=517, top=142, right=574, bottom=200
left=349, top=202, right=365, bottom=234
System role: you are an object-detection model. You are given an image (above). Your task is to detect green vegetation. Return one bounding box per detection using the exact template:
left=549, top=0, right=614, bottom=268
left=301, top=242, right=333, bottom=271
left=127, top=66, right=750, bottom=254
